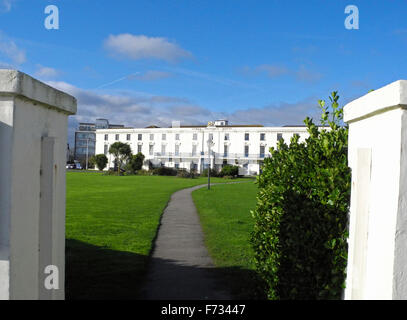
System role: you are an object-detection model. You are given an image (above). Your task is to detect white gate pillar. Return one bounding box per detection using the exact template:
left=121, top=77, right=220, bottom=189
left=0, top=70, right=77, bottom=299
left=344, top=80, right=407, bottom=300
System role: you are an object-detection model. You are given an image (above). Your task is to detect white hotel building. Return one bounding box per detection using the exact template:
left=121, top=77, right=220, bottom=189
left=95, top=120, right=310, bottom=176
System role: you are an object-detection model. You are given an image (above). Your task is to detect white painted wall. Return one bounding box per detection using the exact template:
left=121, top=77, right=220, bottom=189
left=0, top=70, right=76, bottom=300
left=344, top=80, right=407, bottom=299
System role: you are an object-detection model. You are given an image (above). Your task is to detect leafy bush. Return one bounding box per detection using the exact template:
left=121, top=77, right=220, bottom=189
left=177, top=169, right=198, bottom=179
left=91, top=154, right=108, bottom=171
left=251, top=92, right=351, bottom=300
left=152, top=167, right=178, bottom=176
left=103, top=169, right=121, bottom=176
left=201, top=168, right=219, bottom=178
left=126, top=152, right=145, bottom=174
left=136, top=169, right=152, bottom=176
left=220, top=165, right=239, bottom=177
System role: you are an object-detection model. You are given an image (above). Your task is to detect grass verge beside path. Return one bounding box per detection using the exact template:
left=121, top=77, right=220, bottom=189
left=66, top=171, right=245, bottom=299
left=192, top=181, right=267, bottom=299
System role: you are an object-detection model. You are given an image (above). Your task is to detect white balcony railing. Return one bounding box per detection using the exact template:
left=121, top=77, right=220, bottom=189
left=153, top=152, right=270, bottom=160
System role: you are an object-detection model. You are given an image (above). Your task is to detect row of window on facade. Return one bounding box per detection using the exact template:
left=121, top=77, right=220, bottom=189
left=76, top=132, right=96, bottom=140
left=104, top=132, right=286, bottom=142
left=104, top=143, right=266, bottom=158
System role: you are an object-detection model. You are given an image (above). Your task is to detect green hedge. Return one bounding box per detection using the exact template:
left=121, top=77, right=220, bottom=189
left=152, top=167, right=178, bottom=176
left=251, top=92, right=351, bottom=300
left=201, top=168, right=219, bottom=178
left=219, top=165, right=239, bottom=177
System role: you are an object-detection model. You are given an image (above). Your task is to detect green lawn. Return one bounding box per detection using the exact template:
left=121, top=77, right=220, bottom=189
left=66, top=171, right=243, bottom=299
left=192, top=181, right=266, bottom=299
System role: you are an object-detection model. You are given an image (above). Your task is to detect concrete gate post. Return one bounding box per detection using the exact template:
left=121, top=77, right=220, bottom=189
left=0, top=70, right=77, bottom=300
left=344, top=80, right=407, bottom=299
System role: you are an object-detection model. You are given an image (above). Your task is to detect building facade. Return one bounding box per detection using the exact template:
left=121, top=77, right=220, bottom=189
left=74, top=118, right=125, bottom=163
left=95, top=120, right=311, bottom=176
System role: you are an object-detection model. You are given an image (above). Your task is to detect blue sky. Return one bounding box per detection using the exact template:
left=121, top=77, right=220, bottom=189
left=1, top=0, right=407, bottom=143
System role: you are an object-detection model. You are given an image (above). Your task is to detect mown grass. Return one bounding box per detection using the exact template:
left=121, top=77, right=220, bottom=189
left=65, top=171, right=243, bottom=299
left=192, top=181, right=267, bottom=299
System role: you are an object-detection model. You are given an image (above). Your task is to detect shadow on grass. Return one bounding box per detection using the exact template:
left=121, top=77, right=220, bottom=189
left=66, top=239, right=266, bottom=300
left=213, top=267, right=267, bottom=300
left=66, top=239, right=149, bottom=300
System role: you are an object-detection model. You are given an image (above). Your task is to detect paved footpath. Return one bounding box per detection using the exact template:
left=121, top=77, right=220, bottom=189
left=140, top=184, right=232, bottom=300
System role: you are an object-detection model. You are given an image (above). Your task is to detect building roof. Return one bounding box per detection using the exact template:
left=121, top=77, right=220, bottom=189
left=174, top=124, right=264, bottom=128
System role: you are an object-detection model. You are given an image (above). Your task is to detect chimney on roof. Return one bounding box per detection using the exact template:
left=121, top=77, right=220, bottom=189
left=214, top=119, right=229, bottom=126
left=172, top=120, right=180, bottom=128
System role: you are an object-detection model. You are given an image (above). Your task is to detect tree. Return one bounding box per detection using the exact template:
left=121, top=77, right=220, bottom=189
left=126, top=152, right=145, bottom=174
left=108, top=142, right=132, bottom=175
left=91, top=154, right=108, bottom=171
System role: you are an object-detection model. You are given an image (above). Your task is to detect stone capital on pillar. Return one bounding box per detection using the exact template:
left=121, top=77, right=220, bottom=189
left=344, top=80, right=407, bottom=300
left=0, top=70, right=76, bottom=300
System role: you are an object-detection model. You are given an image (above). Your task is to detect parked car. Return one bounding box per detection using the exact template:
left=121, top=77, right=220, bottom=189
left=66, top=163, right=75, bottom=169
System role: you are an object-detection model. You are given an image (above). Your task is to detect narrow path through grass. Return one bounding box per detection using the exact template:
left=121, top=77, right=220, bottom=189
left=192, top=181, right=266, bottom=299
left=66, top=171, right=245, bottom=299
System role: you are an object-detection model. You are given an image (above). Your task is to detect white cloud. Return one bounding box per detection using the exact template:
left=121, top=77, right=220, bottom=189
left=135, top=70, right=172, bottom=81
left=295, top=65, right=323, bottom=83
left=47, top=81, right=199, bottom=128
left=48, top=81, right=321, bottom=147
left=0, top=0, right=14, bottom=12
left=241, top=63, right=323, bottom=84
left=104, top=34, right=192, bottom=62
left=224, top=98, right=321, bottom=126
left=0, top=32, right=26, bottom=65
left=241, top=64, right=289, bottom=78
left=34, top=65, right=60, bottom=79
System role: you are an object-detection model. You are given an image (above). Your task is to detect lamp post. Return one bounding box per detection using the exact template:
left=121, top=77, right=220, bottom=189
left=108, top=143, right=111, bottom=169
left=85, top=138, right=89, bottom=170
left=207, top=138, right=214, bottom=190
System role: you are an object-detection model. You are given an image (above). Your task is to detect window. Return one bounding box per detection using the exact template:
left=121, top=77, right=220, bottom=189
left=277, top=133, right=283, bottom=141
left=260, top=146, right=265, bottom=158
left=150, top=134, right=154, bottom=141
left=224, top=145, right=228, bottom=157
left=245, top=133, right=249, bottom=141
left=193, top=133, right=198, bottom=141
left=175, top=133, right=180, bottom=140
left=162, top=133, right=166, bottom=140
left=161, top=144, right=166, bottom=155
left=104, top=144, right=108, bottom=155
left=104, top=134, right=108, bottom=141
left=260, top=133, right=265, bottom=141
left=175, top=163, right=179, bottom=169
left=126, top=134, right=131, bottom=141
left=138, top=134, right=142, bottom=141
left=192, top=145, right=197, bottom=156
left=149, top=145, right=154, bottom=156
left=115, top=134, right=119, bottom=141
left=244, top=145, right=249, bottom=157
left=224, top=133, right=229, bottom=141
left=137, top=145, right=142, bottom=153
left=209, top=133, right=213, bottom=141
left=175, top=145, right=180, bottom=156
